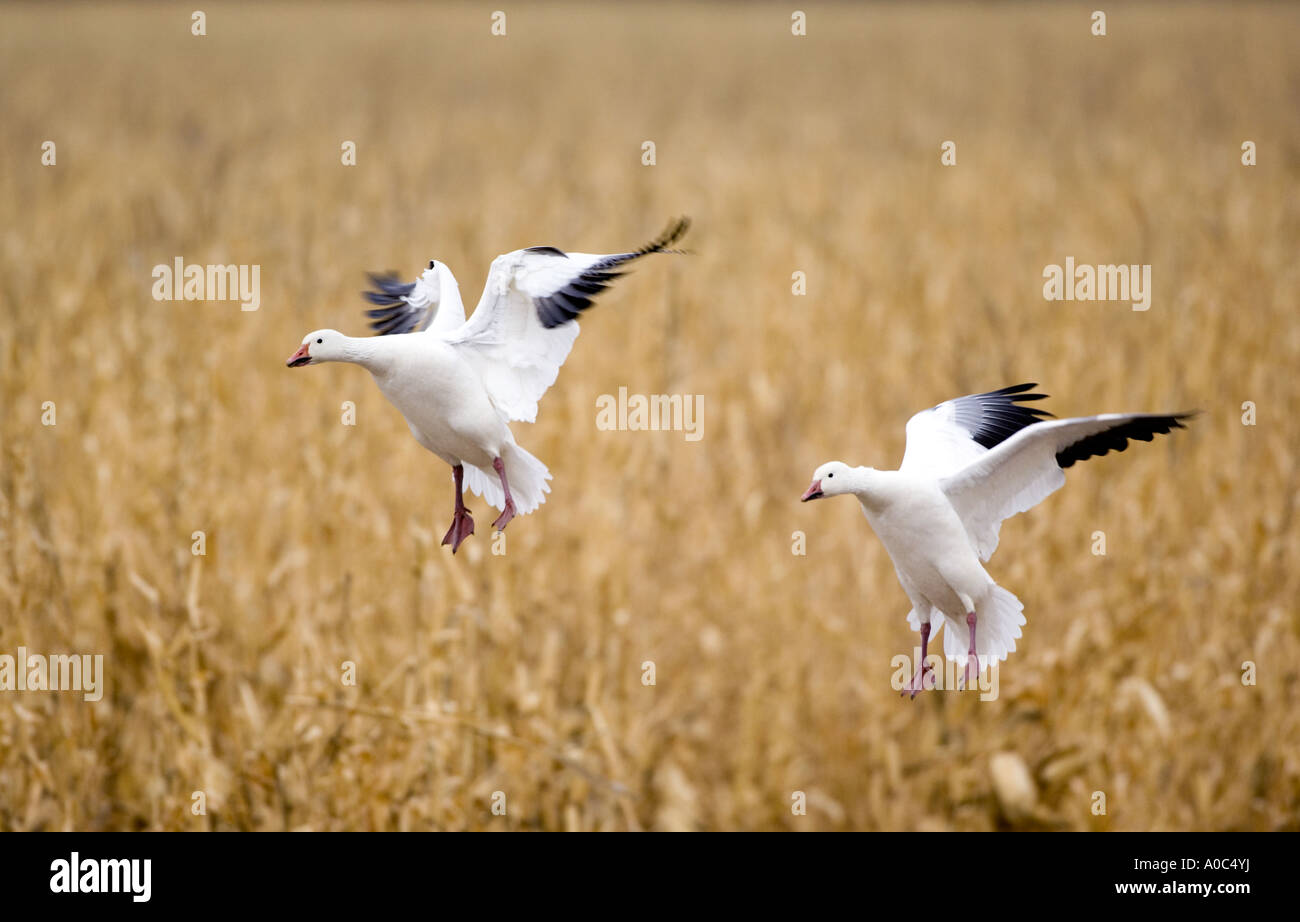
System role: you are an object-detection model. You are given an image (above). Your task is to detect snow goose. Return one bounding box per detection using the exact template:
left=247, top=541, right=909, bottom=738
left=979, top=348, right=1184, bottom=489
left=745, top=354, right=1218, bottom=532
left=800, top=384, right=1194, bottom=696
left=287, top=217, right=690, bottom=552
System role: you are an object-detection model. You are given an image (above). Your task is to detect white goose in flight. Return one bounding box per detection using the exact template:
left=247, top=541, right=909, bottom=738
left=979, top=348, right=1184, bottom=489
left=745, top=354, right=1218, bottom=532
left=800, top=384, right=1193, bottom=696
left=287, top=218, right=690, bottom=552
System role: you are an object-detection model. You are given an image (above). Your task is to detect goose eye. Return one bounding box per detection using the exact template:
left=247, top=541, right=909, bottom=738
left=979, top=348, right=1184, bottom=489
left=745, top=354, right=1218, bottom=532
left=827, top=473, right=834, bottom=478
left=316, top=338, right=323, bottom=344
left=428, top=260, right=436, bottom=269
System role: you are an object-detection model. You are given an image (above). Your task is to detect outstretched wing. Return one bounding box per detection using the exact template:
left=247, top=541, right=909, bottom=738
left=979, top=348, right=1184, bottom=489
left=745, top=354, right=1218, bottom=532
left=442, top=217, right=690, bottom=423
left=940, top=412, right=1194, bottom=560
left=362, top=261, right=466, bottom=336
left=899, top=383, right=1054, bottom=478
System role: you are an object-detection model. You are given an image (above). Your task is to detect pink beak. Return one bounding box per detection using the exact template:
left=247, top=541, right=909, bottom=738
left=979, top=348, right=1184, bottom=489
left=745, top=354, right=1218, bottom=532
left=286, top=343, right=312, bottom=367
left=801, top=479, right=824, bottom=502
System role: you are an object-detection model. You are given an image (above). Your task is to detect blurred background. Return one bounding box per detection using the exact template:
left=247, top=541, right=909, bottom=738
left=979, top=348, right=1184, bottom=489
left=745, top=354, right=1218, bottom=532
left=0, top=2, right=1296, bottom=831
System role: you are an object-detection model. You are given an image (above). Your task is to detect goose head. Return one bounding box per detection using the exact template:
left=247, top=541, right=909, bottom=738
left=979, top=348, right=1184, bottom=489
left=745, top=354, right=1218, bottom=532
left=286, top=329, right=347, bottom=368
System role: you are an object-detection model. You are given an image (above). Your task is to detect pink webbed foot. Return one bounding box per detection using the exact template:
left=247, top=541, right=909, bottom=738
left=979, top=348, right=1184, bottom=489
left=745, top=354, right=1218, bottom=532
left=491, top=499, right=516, bottom=533
left=442, top=509, right=475, bottom=553
left=901, top=662, right=934, bottom=699
left=963, top=611, right=980, bottom=689
left=490, top=456, right=517, bottom=532
left=900, top=620, right=934, bottom=699
left=443, top=464, right=475, bottom=554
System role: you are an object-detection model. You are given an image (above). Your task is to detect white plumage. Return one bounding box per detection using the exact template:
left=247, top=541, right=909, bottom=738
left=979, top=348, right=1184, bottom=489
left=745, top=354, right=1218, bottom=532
left=802, top=384, right=1192, bottom=694
left=287, top=218, right=689, bottom=552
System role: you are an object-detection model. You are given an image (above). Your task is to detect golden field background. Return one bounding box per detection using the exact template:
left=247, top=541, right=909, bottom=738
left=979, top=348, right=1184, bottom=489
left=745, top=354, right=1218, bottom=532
left=0, top=2, right=1297, bottom=831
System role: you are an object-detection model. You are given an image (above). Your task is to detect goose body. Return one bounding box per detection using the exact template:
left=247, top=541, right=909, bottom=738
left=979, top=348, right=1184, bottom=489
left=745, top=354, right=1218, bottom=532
left=801, top=384, right=1193, bottom=694
left=858, top=473, right=992, bottom=622
left=364, top=335, right=509, bottom=468
left=288, top=218, right=690, bottom=550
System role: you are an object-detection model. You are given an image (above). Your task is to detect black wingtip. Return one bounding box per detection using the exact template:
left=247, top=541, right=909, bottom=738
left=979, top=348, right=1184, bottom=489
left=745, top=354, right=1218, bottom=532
left=992, top=382, right=1050, bottom=402
left=529, top=220, right=691, bottom=330
left=1055, top=412, right=1194, bottom=469
left=959, top=384, right=1057, bottom=450
left=365, top=272, right=416, bottom=297
left=643, top=216, right=691, bottom=255
left=361, top=271, right=422, bottom=335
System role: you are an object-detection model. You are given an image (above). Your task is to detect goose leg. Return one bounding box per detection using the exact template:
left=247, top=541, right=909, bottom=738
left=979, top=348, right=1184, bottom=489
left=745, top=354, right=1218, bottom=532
left=491, top=457, right=516, bottom=532
left=964, top=611, right=980, bottom=688
left=442, top=464, right=475, bottom=553
left=902, top=620, right=933, bottom=699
